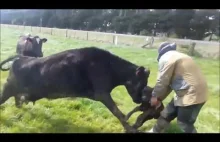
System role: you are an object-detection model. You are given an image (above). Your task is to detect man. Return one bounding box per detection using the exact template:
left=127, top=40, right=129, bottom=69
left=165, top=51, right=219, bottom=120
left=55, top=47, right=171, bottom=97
left=147, top=42, right=208, bottom=133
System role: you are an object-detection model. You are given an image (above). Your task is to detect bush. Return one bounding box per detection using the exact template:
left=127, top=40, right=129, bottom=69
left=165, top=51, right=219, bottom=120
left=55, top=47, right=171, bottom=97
left=169, top=33, right=178, bottom=38
left=178, top=42, right=201, bottom=57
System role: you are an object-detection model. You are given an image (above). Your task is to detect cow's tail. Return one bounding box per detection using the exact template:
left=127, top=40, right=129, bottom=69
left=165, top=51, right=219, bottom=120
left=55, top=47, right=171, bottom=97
left=0, top=55, right=20, bottom=71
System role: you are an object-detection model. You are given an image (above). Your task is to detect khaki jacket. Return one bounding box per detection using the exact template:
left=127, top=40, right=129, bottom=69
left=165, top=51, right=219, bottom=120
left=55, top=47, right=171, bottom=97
left=152, top=50, right=208, bottom=106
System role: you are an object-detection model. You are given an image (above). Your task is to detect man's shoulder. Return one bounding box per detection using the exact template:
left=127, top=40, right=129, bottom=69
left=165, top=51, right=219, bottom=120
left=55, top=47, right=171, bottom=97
left=161, top=51, right=190, bottom=62
left=159, top=51, right=188, bottom=69
left=159, top=51, right=177, bottom=63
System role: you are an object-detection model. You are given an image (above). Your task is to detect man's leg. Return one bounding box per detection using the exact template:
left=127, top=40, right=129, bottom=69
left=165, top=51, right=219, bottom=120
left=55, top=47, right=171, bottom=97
left=177, top=102, right=205, bottom=133
left=148, top=99, right=178, bottom=133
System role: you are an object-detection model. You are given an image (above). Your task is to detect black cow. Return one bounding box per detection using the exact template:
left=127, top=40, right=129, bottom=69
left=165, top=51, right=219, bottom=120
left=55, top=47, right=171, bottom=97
left=125, top=86, right=164, bottom=129
left=0, top=47, right=150, bottom=133
left=0, top=34, right=47, bottom=71
left=16, top=34, right=47, bottom=58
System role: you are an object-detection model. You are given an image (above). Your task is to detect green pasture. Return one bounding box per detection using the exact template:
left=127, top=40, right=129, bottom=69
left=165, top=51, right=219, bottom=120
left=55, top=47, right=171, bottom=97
left=0, top=27, right=219, bottom=133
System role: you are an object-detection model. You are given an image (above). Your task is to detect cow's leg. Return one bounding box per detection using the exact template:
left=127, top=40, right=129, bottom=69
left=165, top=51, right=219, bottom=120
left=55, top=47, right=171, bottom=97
left=87, top=65, right=138, bottom=133
left=95, top=94, right=139, bottom=133
left=125, top=106, right=141, bottom=121
left=0, top=81, right=18, bottom=106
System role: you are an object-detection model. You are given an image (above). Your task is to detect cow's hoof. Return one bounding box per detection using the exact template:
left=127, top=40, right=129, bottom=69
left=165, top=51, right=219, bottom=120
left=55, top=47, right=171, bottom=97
left=125, top=128, right=139, bottom=133
left=132, top=124, right=139, bottom=130
left=15, top=104, right=22, bottom=108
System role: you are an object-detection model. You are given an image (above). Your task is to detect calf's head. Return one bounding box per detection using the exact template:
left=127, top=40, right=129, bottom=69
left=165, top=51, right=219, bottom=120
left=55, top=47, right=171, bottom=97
left=141, top=86, right=154, bottom=104
left=125, top=66, right=150, bottom=104
left=23, top=35, right=47, bottom=57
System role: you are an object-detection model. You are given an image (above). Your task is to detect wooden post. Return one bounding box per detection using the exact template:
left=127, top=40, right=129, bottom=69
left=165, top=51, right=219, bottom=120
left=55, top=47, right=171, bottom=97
left=66, top=29, right=68, bottom=38
left=189, top=42, right=196, bottom=56
left=113, top=35, right=115, bottom=44
left=114, top=35, right=118, bottom=45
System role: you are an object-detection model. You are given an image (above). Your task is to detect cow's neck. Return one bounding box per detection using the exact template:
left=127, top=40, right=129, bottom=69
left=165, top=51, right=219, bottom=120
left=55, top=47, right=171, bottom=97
left=120, top=65, right=137, bottom=85
left=110, top=58, right=138, bottom=86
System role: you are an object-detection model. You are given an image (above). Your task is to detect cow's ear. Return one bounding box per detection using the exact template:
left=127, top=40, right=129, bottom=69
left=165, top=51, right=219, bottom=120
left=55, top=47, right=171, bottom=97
left=41, top=38, right=47, bottom=43
left=136, top=66, right=145, bottom=76
left=26, top=37, right=33, bottom=42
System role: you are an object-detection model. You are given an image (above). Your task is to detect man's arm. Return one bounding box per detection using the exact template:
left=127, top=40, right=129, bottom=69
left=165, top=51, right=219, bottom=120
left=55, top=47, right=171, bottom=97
left=152, top=60, right=175, bottom=101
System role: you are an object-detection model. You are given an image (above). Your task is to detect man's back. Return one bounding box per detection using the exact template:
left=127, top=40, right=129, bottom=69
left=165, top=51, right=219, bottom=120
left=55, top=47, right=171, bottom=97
left=160, top=50, right=208, bottom=106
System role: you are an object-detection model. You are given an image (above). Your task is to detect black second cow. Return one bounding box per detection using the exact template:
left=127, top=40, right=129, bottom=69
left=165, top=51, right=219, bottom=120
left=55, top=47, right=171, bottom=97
left=16, top=34, right=47, bottom=58
left=0, top=34, right=48, bottom=71
left=0, top=47, right=150, bottom=133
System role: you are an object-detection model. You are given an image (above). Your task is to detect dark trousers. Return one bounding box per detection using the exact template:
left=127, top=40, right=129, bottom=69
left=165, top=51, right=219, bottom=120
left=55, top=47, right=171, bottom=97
left=153, top=99, right=205, bottom=133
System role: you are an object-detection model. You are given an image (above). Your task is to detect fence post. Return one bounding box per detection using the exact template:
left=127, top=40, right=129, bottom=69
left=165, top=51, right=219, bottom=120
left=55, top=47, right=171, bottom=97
left=87, top=32, right=89, bottom=40
left=51, top=28, right=53, bottom=35
left=31, top=26, right=32, bottom=32
left=113, top=35, right=115, bottom=44
left=189, top=42, right=196, bottom=56
left=66, top=29, right=68, bottom=38
left=114, top=35, right=118, bottom=45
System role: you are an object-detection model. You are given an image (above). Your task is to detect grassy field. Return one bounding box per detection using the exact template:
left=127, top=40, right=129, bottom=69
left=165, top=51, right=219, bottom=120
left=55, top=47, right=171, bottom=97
left=0, top=27, right=219, bottom=133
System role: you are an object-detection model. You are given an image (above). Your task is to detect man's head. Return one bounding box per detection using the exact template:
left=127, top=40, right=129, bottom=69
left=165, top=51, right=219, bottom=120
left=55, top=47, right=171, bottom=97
left=157, top=42, right=176, bottom=61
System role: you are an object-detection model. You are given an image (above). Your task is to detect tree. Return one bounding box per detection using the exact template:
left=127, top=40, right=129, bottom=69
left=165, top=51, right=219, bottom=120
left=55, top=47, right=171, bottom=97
left=173, top=9, right=195, bottom=38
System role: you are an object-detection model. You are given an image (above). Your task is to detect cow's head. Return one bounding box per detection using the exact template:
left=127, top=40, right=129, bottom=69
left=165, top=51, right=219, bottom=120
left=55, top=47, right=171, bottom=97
left=25, top=36, right=47, bottom=57
left=125, top=66, right=150, bottom=104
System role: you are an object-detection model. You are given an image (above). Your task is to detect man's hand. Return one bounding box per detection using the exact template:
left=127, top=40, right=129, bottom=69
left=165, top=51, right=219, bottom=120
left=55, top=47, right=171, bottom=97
left=150, top=96, right=161, bottom=107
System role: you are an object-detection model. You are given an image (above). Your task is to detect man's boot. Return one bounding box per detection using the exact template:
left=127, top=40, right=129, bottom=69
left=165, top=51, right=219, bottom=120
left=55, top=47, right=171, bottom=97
left=147, top=117, right=170, bottom=133
left=177, top=121, right=198, bottom=133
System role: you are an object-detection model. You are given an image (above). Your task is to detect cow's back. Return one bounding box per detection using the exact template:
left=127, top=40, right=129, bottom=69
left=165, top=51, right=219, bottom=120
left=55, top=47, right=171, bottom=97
left=11, top=47, right=133, bottom=100
left=12, top=49, right=94, bottom=96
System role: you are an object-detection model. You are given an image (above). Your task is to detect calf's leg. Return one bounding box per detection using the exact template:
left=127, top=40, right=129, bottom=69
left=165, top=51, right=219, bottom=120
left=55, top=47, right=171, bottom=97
left=125, top=106, right=141, bottom=121
left=132, top=109, right=153, bottom=129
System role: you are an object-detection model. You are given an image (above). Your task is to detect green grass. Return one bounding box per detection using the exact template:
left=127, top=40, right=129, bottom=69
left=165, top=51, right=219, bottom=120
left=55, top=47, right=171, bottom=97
left=0, top=27, right=219, bottom=133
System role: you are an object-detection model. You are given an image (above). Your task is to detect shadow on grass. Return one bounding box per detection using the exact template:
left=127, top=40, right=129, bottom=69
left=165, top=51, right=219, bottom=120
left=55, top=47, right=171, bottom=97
left=0, top=106, right=103, bottom=133
left=26, top=108, right=103, bottom=133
